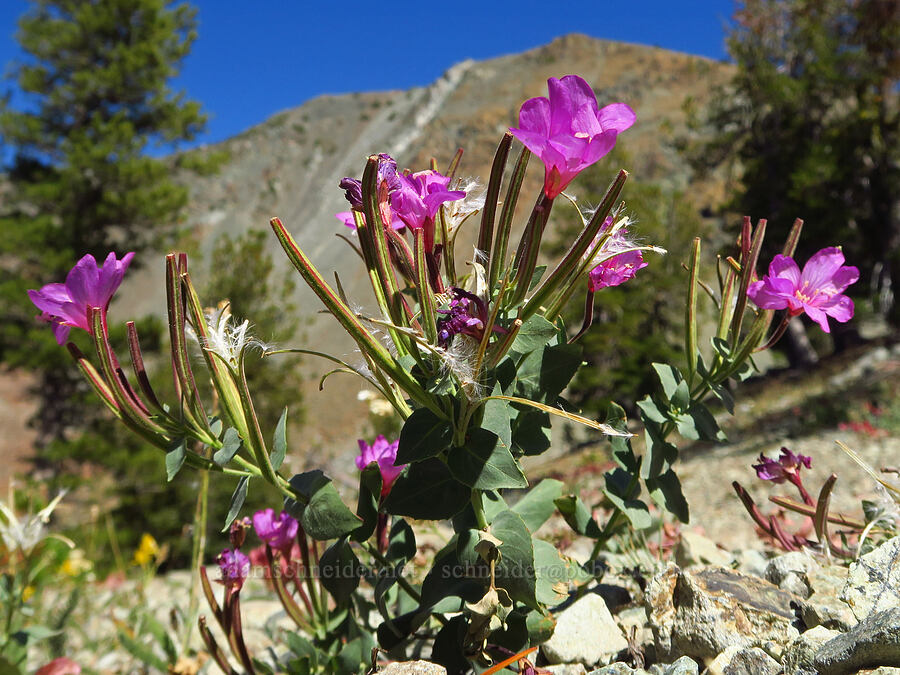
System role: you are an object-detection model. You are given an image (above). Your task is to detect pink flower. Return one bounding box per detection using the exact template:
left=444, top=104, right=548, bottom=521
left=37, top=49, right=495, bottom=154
left=216, top=548, right=250, bottom=590
left=747, top=247, right=858, bottom=333
left=589, top=250, right=648, bottom=291
left=753, top=447, right=811, bottom=484
left=27, top=251, right=135, bottom=344
left=35, top=658, right=81, bottom=675
left=510, top=75, right=635, bottom=198
left=355, top=435, right=405, bottom=496
left=252, top=509, right=298, bottom=555
left=391, top=170, right=465, bottom=233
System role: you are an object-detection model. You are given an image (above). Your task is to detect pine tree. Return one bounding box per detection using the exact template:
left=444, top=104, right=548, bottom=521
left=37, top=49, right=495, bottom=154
left=0, top=0, right=209, bottom=445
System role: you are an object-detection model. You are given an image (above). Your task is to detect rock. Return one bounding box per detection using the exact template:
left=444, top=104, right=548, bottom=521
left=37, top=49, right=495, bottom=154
left=813, top=607, right=900, bottom=674
left=675, top=531, right=734, bottom=568
left=842, top=536, right=900, bottom=621
left=706, top=645, right=780, bottom=675
left=545, top=665, right=589, bottom=675
left=857, top=668, right=900, bottom=674
left=587, top=664, right=641, bottom=675
left=798, top=563, right=856, bottom=631
left=542, top=593, right=629, bottom=666
left=782, top=625, right=841, bottom=675
left=646, top=564, right=801, bottom=662
left=735, top=549, right=769, bottom=578
left=379, top=661, right=447, bottom=674
left=661, top=656, right=699, bottom=674
left=616, top=605, right=653, bottom=656
left=765, top=551, right=818, bottom=599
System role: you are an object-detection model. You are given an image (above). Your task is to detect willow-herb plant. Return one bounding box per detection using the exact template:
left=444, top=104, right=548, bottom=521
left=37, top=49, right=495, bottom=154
left=27, top=74, right=858, bottom=673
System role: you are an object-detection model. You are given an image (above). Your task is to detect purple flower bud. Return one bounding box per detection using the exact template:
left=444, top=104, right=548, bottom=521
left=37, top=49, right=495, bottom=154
left=229, top=516, right=252, bottom=550
left=436, top=287, right=490, bottom=347
left=252, top=509, right=299, bottom=555
left=339, top=177, right=363, bottom=210
left=216, top=548, right=250, bottom=589
left=589, top=249, right=648, bottom=291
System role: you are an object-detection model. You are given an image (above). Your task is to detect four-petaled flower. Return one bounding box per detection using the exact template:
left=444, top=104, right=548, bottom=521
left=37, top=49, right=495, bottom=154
left=355, top=435, right=405, bottom=496
left=589, top=250, right=648, bottom=291
left=252, top=508, right=299, bottom=556
left=747, top=247, right=858, bottom=333
left=753, top=447, right=812, bottom=485
left=510, top=75, right=636, bottom=199
left=216, top=548, right=250, bottom=590
left=391, top=170, right=466, bottom=236
left=27, top=252, right=135, bottom=344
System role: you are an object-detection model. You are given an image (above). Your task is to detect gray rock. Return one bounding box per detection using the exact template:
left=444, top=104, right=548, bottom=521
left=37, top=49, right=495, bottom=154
left=765, top=551, right=818, bottom=599
left=542, top=593, right=629, bottom=666
left=735, top=549, right=769, bottom=578
left=379, top=661, right=447, bottom=674
left=675, top=531, right=734, bottom=568
left=857, top=668, right=900, bottom=674
left=617, top=605, right=653, bottom=655
left=842, top=536, right=900, bottom=621
left=814, top=607, right=900, bottom=674
left=706, top=645, right=780, bottom=675
left=662, top=656, right=699, bottom=674
left=646, top=564, right=801, bottom=662
left=782, top=625, right=841, bottom=675
left=588, top=664, right=640, bottom=675
left=798, top=563, right=856, bottom=630
left=544, top=665, right=589, bottom=675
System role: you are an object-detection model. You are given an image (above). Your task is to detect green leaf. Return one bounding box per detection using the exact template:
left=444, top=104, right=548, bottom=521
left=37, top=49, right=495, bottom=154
left=0, top=656, right=22, bottom=675
left=642, top=422, right=678, bottom=480
left=431, top=616, right=470, bottom=673
left=376, top=608, right=432, bottom=651
left=651, top=363, right=684, bottom=403
left=554, top=494, right=602, bottom=538
left=511, top=409, right=552, bottom=456
left=383, top=458, right=471, bottom=519
left=526, top=608, right=556, bottom=644
left=646, top=470, right=690, bottom=523
left=492, top=509, right=537, bottom=608
left=481, top=390, right=512, bottom=449
left=533, top=539, right=572, bottom=606
left=636, top=396, right=668, bottom=424
left=286, top=471, right=361, bottom=540
left=511, top=478, right=564, bottom=531
left=421, top=539, right=484, bottom=608
left=396, top=407, right=453, bottom=464
left=117, top=629, right=168, bottom=671
left=336, top=633, right=375, bottom=672
left=515, top=343, right=583, bottom=403
left=671, top=379, right=691, bottom=411
left=510, top=314, right=558, bottom=355
left=222, top=476, right=249, bottom=531
left=271, top=407, right=288, bottom=470
left=603, top=468, right=651, bottom=530
left=165, top=438, right=186, bottom=481
left=447, top=428, right=528, bottom=490
left=320, top=538, right=362, bottom=607
left=213, top=427, right=242, bottom=465
left=285, top=633, right=318, bottom=668
left=385, top=519, right=416, bottom=565
left=351, top=463, right=382, bottom=542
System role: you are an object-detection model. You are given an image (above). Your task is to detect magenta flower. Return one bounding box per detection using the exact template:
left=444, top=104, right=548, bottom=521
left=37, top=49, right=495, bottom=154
left=337, top=154, right=407, bottom=231
left=252, top=508, right=298, bottom=555
left=510, top=75, right=636, bottom=199
left=390, top=170, right=466, bottom=233
left=589, top=250, right=648, bottom=291
left=356, top=435, right=405, bottom=496
left=27, top=251, right=135, bottom=344
left=216, top=548, right=250, bottom=590
left=753, top=447, right=812, bottom=484
left=747, top=247, right=858, bottom=333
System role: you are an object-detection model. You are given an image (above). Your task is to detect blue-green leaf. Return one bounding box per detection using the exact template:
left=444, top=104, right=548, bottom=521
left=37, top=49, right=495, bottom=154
left=447, top=428, right=527, bottom=490
left=271, top=407, right=288, bottom=470
left=396, top=407, right=452, bottom=464
left=213, top=427, right=242, bottom=465
left=222, top=476, right=249, bottom=531
left=165, top=438, right=186, bottom=481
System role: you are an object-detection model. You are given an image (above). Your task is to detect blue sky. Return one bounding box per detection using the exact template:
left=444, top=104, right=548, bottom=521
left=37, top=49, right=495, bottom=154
left=0, top=1, right=736, bottom=151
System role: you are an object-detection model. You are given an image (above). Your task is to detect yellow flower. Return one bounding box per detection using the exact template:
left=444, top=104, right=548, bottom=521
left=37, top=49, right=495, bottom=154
left=132, top=533, right=160, bottom=566
left=22, top=585, right=35, bottom=601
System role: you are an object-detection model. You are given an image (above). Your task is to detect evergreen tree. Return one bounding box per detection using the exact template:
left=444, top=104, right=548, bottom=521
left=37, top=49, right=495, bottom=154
left=0, top=0, right=209, bottom=446
left=690, top=0, right=899, bottom=330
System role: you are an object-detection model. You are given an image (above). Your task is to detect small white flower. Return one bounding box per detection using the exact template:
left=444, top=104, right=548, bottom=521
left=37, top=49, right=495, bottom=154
left=0, top=491, right=73, bottom=555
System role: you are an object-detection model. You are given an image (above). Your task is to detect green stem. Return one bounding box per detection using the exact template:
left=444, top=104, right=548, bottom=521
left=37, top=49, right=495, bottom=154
left=471, top=491, right=489, bottom=530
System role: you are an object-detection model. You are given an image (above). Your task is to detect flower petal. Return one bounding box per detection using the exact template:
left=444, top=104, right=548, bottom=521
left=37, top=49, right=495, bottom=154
left=597, top=103, right=636, bottom=133
left=548, top=75, right=598, bottom=135
left=516, top=96, right=551, bottom=136
left=768, top=255, right=801, bottom=285
left=800, top=247, right=845, bottom=289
